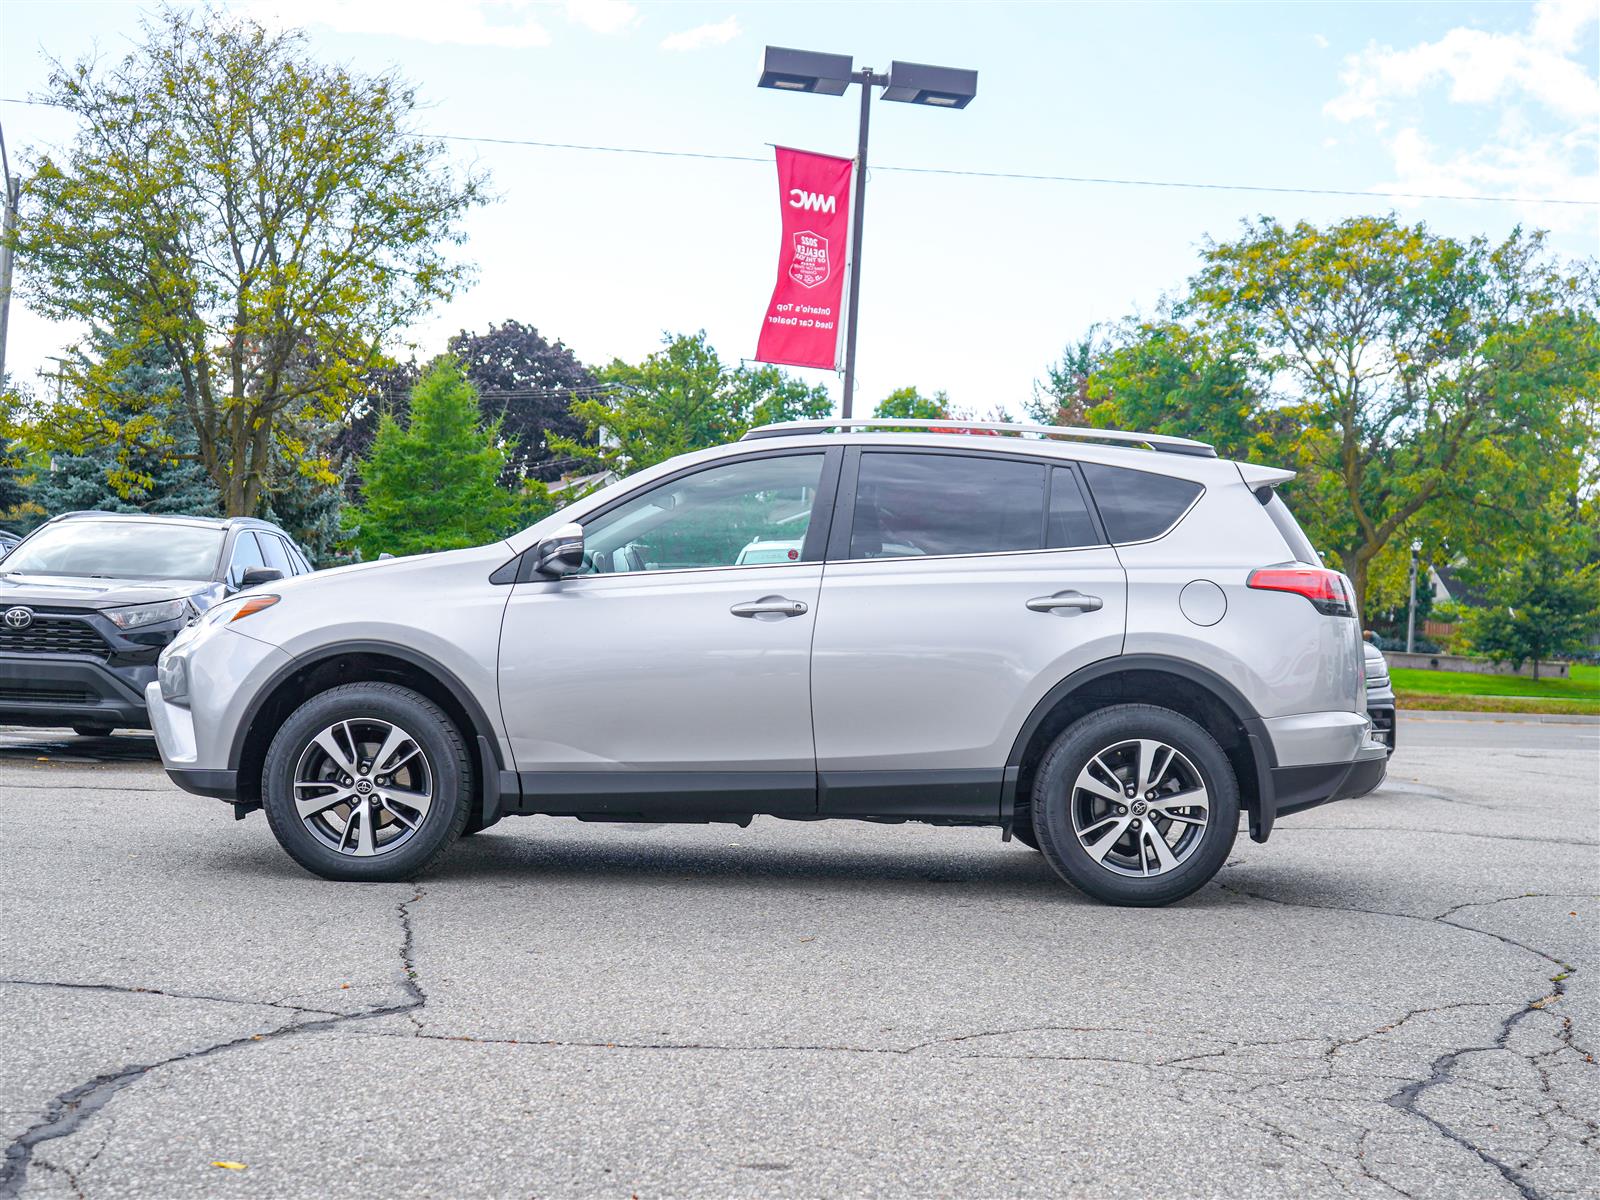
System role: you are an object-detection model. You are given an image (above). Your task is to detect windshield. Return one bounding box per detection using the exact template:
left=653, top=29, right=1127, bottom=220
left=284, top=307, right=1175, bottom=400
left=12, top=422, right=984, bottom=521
left=3, top=520, right=225, bottom=581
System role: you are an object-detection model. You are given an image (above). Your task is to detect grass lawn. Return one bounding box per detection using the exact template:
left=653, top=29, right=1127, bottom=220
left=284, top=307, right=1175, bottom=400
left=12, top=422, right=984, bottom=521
left=1391, top=663, right=1599, bottom=715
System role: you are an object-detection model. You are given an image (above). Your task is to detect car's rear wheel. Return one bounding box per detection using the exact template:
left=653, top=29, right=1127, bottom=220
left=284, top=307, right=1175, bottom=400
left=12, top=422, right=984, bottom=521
left=1031, top=704, right=1239, bottom=906
left=262, top=683, right=472, bottom=881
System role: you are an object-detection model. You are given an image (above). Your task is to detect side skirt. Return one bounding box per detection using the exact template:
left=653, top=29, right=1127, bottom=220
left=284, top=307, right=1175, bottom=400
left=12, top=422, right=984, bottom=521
left=503, top=768, right=1003, bottom=825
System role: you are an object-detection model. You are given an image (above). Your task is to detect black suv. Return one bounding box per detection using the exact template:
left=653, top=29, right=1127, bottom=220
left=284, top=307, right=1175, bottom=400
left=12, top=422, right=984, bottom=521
left=0, top=512, right=314, bottom=736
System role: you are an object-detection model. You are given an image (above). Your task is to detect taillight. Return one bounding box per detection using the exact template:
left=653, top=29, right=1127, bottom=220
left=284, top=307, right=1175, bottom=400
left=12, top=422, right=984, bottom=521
left=1247, top=566, right=1355, bottom=617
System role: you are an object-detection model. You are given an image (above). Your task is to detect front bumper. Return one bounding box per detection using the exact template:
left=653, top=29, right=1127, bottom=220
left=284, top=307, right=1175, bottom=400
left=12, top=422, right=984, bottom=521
left=0, top=657, right=153, bottom=729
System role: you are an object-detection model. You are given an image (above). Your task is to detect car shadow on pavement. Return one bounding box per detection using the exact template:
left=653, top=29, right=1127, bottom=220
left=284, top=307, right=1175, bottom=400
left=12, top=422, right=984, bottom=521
left=206, top=823, right=1241, bottom=907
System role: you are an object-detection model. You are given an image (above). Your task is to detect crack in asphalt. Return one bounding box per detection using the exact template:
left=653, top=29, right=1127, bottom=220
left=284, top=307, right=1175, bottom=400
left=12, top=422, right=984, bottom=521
left=1218, top=880, right=1591, bottom=1200
left=0, top=979, right=346, bottom=1018
left=0, top=887, right=428, bottom=1199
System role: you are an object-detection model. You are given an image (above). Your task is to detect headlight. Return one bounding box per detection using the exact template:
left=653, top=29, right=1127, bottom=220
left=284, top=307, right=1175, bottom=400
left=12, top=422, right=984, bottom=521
left=158, top=651, right=189, bottom=704
left=105, top=598, right=190, bottom=630
left=204, top=593, right=280, bottom=626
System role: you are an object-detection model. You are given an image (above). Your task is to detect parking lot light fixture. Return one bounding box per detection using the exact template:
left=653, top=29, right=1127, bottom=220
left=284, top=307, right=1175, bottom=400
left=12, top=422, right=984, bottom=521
left=758, top=45, right=976, bottom=419
left=757, top=46, right=854, bottom=96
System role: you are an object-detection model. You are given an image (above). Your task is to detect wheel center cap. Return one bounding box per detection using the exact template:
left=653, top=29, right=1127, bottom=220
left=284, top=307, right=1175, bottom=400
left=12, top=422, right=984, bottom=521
left=1131, top=799, right=1148, bottom=816
left=354, top=779, right=374, bottom=796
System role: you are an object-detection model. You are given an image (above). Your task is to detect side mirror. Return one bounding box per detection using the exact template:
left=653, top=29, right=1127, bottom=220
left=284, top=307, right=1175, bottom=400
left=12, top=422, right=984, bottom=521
left=534, top=522, right=585, bottom=577
left=229, top=564, right=284, bottom=591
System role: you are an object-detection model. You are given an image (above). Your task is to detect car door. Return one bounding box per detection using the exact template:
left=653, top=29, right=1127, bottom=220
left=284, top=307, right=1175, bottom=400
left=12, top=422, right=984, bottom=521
left=809, top=448, right=1127, bottom=818
left=499, top=448, right=840, bottom=817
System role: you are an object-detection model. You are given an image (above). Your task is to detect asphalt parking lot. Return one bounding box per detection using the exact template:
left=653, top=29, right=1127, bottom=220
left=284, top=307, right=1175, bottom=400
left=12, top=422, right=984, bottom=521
left=1, top=714, right=1595, bottom=1199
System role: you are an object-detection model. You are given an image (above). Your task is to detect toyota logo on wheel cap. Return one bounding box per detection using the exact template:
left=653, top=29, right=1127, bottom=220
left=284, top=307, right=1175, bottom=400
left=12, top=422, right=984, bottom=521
left=3, top=607, right=33, bottom=630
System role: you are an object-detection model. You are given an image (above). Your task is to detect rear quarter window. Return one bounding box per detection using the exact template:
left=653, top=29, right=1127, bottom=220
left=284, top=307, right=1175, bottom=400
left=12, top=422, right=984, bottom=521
left=1080, top=462, right=1204, bottom=544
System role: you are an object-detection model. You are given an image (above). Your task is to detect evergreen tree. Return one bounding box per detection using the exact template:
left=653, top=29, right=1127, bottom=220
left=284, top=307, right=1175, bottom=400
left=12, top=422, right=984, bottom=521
left=349, top=358, right=528, bottom=559
left=28, top=335, right=220, bottom=519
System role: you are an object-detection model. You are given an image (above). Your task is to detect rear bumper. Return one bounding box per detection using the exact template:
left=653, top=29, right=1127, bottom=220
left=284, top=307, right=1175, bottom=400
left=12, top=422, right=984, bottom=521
left=0, top=657, right=151, bottom=729
left=1246, top=721, right=1388, bottom=843
left=1273, top=742, right=1388, bottom=818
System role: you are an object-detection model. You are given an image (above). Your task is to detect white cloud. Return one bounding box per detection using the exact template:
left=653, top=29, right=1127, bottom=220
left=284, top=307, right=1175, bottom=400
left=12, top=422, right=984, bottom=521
left=563, top=0, right=638, bottom=35
left=1326, top=0, right=1598, bottom=122
left=1313, top=33, right=1329, bottom=51
left=659, top=15, right=740, bottom=53
left=1323, top=0, right=1598, bottom=227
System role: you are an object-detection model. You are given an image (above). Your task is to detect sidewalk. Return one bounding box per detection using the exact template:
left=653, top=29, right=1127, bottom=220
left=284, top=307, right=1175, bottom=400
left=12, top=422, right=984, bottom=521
left=1399, top=709, right=1599, bottom=726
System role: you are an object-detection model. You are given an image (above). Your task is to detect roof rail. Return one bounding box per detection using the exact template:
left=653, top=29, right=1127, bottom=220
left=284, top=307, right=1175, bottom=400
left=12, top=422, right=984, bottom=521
left=740, top=417, right=1218, bottom=458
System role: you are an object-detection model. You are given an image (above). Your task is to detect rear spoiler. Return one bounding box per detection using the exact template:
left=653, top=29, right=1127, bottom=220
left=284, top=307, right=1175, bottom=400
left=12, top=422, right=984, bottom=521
left=1237, top=462, right=1295, bottom=505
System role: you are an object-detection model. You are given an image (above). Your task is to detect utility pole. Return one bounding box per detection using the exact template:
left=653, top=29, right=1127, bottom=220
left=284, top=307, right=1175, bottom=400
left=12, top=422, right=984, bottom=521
left=0, top=120, right=22, bottom=385
left=1406, top=539, right=1422, bottom=654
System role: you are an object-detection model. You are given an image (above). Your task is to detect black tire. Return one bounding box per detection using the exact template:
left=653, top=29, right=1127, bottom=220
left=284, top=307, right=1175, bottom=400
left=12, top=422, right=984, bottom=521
left=72, top=724, right=115, bottom=738
left=262, top=683, right=472, bottom=882
left=1031, top=704, right=1239, bottom=906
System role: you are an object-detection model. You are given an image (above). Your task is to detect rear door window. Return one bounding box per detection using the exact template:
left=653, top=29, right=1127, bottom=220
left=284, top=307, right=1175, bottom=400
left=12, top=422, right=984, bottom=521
left=848, top=452, right=1045, bottom=560
left=1080, top=462, right=1203, bottom=544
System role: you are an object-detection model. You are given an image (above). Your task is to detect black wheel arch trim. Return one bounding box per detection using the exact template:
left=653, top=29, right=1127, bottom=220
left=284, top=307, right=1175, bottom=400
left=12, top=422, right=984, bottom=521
left=227, top=641, right=514, bottom=802
left=1000, top=653, right=1280, bottom=841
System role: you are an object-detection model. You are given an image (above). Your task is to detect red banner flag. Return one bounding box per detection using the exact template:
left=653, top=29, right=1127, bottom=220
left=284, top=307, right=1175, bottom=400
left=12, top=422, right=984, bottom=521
left=754, top=147, right=854, bottom=371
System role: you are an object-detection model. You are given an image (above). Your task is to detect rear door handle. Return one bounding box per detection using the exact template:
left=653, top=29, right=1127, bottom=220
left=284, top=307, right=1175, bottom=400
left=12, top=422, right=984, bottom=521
left=1026, top=591, right=1103, bottom=613
left=730, top=597, right=809, bottom=619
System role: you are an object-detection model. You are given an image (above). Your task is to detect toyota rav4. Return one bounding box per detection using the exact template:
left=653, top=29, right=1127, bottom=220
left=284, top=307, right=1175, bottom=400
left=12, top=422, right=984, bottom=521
left=148, top=419, right=1387, bottom=906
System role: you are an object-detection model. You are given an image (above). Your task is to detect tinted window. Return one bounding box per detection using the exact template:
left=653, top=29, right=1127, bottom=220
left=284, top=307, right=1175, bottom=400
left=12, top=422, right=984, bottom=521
left=582, top=454, right=824, bottom=573
left=1049, top=468, right=1101, bottom=548
left=288, top=542, right=314, bottom=574
left=257, top=533, right=294, bottom=575
left=1, top=520, right=225, bottom=581
left=229, top=532, right=266, bottom=572
left=850, top=453, right=1045, bottom=559
left=1081, top=463, right=1203, bottom=543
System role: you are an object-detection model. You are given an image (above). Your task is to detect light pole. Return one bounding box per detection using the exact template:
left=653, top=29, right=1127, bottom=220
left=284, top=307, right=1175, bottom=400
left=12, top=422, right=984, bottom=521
left=1406, top=538, right=1423, bottom=653
left=758, top=48, right=977, bottom=418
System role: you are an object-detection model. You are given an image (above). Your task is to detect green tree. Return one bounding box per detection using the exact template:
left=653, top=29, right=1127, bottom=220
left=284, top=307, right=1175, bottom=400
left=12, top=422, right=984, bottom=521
left=10, top=9, right=485, bottom=516
left=1080, top=317, right=1267, bottom=463
left=558, top=332, right=831, bottom=477
left=1463, top=556, right=1600, bottom=679
left=349, top=359, right=527, bottom=558
left=875, top=387, right=950, bottom=420
left=1187, top=217, right=1598, bottom=611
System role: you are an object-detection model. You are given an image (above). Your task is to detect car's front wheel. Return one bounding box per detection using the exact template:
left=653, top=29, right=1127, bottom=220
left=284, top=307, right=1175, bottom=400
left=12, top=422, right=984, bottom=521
left=261, top=683, right=472, bottom=882
left=1030, top=704, right=1239, bottom=906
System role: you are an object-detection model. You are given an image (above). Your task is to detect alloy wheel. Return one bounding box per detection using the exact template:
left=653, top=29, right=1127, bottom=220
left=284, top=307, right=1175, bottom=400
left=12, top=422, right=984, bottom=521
left=1070, top=737, right=1210, bottom=877
left=292, top=718, right=434, bottom=858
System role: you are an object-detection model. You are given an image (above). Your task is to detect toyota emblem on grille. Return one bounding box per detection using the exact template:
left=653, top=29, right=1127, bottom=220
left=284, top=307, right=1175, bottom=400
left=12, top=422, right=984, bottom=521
left=3, top=607, right=33, bottom=630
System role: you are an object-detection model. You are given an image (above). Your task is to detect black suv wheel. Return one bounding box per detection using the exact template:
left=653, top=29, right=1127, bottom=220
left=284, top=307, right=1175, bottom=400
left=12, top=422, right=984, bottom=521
left=262, top=683, right=472, bottom=881
left=1031, top=704, right=1239, bottom=906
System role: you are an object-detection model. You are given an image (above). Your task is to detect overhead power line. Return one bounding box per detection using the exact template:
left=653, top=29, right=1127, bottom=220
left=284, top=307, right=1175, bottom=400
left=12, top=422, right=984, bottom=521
left=3, top=95, right=1595, bottom=208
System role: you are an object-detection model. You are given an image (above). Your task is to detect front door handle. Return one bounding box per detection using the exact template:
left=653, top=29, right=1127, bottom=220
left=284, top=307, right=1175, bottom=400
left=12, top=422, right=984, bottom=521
left=730, top=596, right=809, bottom=619
left=1026, top=591, right=1103, bottom=613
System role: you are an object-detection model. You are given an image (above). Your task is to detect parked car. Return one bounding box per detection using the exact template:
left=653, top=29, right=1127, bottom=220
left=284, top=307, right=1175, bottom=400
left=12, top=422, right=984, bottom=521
left=148, top=418, right=1386, bottom=906
left=0, top=512, right=315, bottom=736
left=1363, top=635, right=1397, bottom=756
left=0, top=528, right=21, bottom=558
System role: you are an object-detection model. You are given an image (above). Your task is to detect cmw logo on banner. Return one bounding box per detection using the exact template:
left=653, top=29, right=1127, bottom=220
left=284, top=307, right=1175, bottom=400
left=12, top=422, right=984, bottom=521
left=788, top=189, right=837, bottom=213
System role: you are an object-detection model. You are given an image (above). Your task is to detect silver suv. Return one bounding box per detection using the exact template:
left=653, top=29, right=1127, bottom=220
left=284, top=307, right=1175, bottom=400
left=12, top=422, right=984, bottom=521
left=148, top=419, right=1386, bottom=906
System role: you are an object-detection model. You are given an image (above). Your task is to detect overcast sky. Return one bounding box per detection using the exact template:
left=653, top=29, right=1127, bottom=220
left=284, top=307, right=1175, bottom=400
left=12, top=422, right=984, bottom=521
left=2, top=0, right=1596, bottom=415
